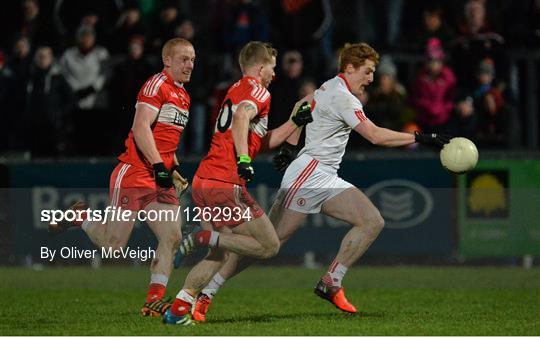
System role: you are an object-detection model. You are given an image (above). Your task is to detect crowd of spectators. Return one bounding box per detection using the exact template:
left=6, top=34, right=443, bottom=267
left=0, top=0, right=539, bottom=158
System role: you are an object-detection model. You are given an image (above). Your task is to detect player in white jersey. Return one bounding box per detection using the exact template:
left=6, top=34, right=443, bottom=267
left=188, top=43, right=450, bottom=320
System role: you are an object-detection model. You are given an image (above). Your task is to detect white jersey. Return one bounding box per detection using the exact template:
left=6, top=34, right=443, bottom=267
left=297, top=74, right=369, bottom=172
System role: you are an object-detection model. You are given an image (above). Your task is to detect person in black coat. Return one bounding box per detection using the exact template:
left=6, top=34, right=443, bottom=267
left=109, top=36, right=154, bottom=154
left=26, top=46, right=74, bottom=157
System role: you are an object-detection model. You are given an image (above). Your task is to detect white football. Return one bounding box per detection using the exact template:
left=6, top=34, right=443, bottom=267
left=440, top=137, right=479, bottom=174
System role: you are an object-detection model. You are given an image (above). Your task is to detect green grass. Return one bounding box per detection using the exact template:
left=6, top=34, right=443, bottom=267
left=1, top=266, right=539, bottom=335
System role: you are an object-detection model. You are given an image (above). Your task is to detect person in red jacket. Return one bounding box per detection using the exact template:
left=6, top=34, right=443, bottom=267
left=411, top=38, right=457, bottom=134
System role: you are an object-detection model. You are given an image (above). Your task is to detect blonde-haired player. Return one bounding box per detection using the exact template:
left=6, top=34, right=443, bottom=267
left=49, top=38, right=195, bottom=316
left=191, top=42, right=449, bottom=319
left=162, top=41, right=312, bottom=325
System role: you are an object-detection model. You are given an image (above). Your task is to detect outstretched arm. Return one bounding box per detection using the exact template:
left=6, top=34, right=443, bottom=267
left=354, top=119, right=415, bottom=147
left=262, top=94, right=313, bottom=150
left=354, top=120, right=450, bottom=148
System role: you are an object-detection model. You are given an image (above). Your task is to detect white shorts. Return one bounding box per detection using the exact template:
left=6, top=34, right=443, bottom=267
left=279, top=154, right=354, bottom=214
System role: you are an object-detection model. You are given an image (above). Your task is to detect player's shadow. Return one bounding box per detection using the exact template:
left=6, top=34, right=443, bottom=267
left=208, top=311, right=385, bottom=324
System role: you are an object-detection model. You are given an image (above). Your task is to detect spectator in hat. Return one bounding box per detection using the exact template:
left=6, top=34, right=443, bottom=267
left=366, top=55, right=412, bottom=131
left=60, top=25, right=109, bottom=111
left=55, top=0, right=121, bottom=50
left=411, top=38, right=456, bottom=133
left=472, top=58, right=509, bottom=147
left=473, top=58, right=499, bottom=99
left=60, top=24, right=110, bottom=155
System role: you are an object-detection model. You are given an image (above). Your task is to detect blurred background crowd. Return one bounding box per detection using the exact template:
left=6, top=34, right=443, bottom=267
left=0, top=0, right=539, bottom=158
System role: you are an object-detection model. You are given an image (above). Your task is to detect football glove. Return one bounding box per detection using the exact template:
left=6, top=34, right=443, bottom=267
left=414, top=131, right=451, bottom=148
left=153, top=162, right=173, bottom=188
left=291, top=101, right=313, bottom=127
left=237, top=154, right=254, bottom=182
left=273, top=142, right=298, bottom=172
left=170, top=165, right=189, bottom=198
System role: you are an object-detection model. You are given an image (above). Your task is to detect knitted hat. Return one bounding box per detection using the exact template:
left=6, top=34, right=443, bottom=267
left=77, top=25, right=96, bottom=38
left=477, top=58, right=495, bottom=77
left=377, top=55, right=397, bottom=77
left=426, top=38, right=445, bottom=60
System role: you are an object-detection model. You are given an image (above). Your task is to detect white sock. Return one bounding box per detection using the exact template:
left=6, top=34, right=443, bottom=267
left=176, top=289, right=195, bottom=303
left=209, top=231, right=219, bottom=247
left=325, top=260, right=348, bottom=287
left=150, top=273, right=168, bottom=287
left=201, top=273, right=226, bottom=299
left=81, top=219, right=92, bottom=232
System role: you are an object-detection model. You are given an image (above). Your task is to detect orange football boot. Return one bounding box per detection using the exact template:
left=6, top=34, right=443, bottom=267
left=192, top=293, right=212, bottom=322
left=314, top=279, right=357, bottom=313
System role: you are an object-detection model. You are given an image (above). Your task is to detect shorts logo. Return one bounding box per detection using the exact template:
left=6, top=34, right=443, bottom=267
left=297, top=198, right=306, bottom=207
left=121, top=196, right=129, bottom=205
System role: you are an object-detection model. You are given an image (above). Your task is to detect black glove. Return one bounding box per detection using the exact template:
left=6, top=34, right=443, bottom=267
left=153, top=162, right=173, bottom=188
left=291, top=101, right=313, bottom=127
left=75, top=86, right=95, bottom=99
left=273, top=142, right=298, bottom=172
left=414, top=131, right=451, bottom=148
left=237, top=155, right=254, bottom=182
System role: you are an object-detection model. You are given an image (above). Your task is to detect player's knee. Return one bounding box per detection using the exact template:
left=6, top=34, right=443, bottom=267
left=261, top=238, right=280, bottom=259
left=106, top=236, right=128, bottom=251
left=269, top=242, right=280, bottom=258
left=366, top=212, right=385, bottom=237
left=353, top=212, right=384, bottom=239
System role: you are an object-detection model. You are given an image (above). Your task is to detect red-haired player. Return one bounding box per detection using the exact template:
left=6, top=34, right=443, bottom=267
left=49, top=38, right=195, bottom=317
left=192, top=43, right=451, bottom=320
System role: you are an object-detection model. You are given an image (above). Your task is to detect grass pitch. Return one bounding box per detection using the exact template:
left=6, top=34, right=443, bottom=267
left=0, top=266, right=538, bottom=335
